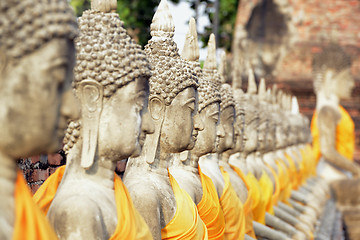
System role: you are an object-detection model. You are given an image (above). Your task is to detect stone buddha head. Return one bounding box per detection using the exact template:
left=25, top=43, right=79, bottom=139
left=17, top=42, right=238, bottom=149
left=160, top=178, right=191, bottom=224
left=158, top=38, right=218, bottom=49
left=140, top=0, right=200, bottom=164
left=312, top=44, right=354, bottom=101
left=242, top=69, right=259, bottom=155
left=0, top=0, right=79, bottom=158
left=228, top=88, right=246, bottom=155
left=63, top=9, right=153, bottom=168
left=265, top=89, right=277, bottom=152
left=203, top=35, right=235, bottom=154
left=273, top=88, right=286, bottom=150
left=184, top=19, right=221, bottom=158
left=257, top=78, right=269, bottom=153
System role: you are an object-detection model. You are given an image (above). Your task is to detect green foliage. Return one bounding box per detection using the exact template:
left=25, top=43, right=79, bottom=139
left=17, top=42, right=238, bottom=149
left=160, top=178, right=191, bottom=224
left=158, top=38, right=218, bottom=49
left=187, top=0, right=238, bottom=51
left=69, top=0, right=90, bottom=17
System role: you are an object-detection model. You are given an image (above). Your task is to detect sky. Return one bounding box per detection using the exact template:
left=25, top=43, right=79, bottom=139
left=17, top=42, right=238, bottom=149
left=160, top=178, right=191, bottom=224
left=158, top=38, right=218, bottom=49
left=167, top=1, right=211, bottom=61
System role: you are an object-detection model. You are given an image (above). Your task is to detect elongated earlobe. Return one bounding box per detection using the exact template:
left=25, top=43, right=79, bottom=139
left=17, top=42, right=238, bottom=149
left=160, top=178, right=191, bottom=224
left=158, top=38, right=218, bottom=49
left=143, top=96, right=165, bottom=164
left=77, top=80, right=103, bottom=169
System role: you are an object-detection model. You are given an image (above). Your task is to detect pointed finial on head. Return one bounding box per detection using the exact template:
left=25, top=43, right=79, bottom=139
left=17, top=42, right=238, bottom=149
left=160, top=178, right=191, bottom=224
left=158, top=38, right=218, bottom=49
left=266, top=88, right=272, bottom=103
left=291, top=96, right=299, bottom=114
left=181, top=18, right=199, bottom=62
left=91, top=0, right=117, bottom=12
left=277, top=89, right=283, bottom=107
left=150, top=0, right=175, bottom=38
left=247, top=68, right=257, bottom=94
left=219, top=51, right=227, bottom=84
left=204, top=33, right=217, bottom=70
left=258, top=78, right=266, bottom=101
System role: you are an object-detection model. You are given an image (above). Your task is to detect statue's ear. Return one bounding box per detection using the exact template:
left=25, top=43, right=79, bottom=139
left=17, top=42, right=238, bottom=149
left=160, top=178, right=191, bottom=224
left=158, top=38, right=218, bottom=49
left=142, top=96, right=165, bottom=164
left=77, top=80, right=103, bottom=169
left=0, top=52, right=8, bottom=77
left=148, top=96, right=165, bottom=121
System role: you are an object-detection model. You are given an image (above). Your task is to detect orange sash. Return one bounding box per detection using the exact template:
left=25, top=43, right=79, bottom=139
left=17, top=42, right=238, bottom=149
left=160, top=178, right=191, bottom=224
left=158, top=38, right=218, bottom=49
left=161, top=172, right=208, bottom=240
left=13, top=171, right=58, bottom=240
left=230, top=165, right=256, bottom=238
left=258, top=170, right=274, bottom=215
left=311, top=105, right=355, bottom=161
left=275, top=160, right=289, bottom=203
left=198, top=167, right=225, bottom=240
left=33, top=166, right=152, bottom=239
left=285, top=153, right=298, bottom=190
left=266, top=165, right=280, bottom=207
left=245, top=172, right=266, bottom=224
left=219, top=168, right=245, bottom=240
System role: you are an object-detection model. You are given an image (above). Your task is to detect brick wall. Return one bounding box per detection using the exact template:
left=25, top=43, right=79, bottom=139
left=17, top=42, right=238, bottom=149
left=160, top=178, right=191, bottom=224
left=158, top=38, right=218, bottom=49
left=18, top=153, right=65, bottom=194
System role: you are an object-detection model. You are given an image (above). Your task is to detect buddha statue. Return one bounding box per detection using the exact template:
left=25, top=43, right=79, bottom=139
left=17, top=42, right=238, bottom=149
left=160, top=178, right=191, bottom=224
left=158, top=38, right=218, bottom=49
left=169, top=18, right=226, bottom=240
left=33, top=3, right=155, bottom=239
left=310, top=44, right=360, bottom=182
left=0, top=0, right=78, bottom=239
left=228, top=73, right=295, bottom=240
left=123, top=1, right=207, bottom=239
left=198, top=34, right=247, bottom=240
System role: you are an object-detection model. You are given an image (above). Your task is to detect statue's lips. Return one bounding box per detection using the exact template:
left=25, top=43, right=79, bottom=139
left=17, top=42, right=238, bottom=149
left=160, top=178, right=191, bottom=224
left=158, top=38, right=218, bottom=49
left=138, top=134, right=146, bottom=146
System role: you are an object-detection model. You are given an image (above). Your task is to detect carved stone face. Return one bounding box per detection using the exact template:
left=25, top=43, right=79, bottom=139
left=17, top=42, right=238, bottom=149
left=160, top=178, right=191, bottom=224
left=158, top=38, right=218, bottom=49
left=217, top=106, right=235, bottom=153
left=257, top=119, right=268, bottom=151
left=160, top=87, right=198, bottom=153
left=98, top=77, right=153, bottom=160
left=0, top=39, right=79, bottom=158
left=243, top=117, right=258, bottom=154
left=229, top=113, right=245, bottom=154
left=265, top=120, right=276, bottom=151
left=191, top=102, right=220, bottom=157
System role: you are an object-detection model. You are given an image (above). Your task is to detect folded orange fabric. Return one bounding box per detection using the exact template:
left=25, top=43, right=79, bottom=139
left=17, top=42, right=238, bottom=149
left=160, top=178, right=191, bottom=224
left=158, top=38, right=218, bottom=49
left=219, top=167, right=245, bottom=240
left=198, top=167, right=225, bottom=240
left=13, top=171, right=58, bottom=240
left=161, top=172, right=208, bottom=240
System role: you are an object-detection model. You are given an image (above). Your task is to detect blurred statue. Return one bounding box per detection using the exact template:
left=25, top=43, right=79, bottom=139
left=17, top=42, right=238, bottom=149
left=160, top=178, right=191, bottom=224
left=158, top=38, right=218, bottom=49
left=199, top=34, right=247, bottom=240
left=311, top=44, right=360, bottom=182
left=169, top=18, right=226, bottom=239
left=33, top=3, right=154, bottom=239
left=0, top=0, right=79, bottom=239
left=123, top=0, right=207, bottom=239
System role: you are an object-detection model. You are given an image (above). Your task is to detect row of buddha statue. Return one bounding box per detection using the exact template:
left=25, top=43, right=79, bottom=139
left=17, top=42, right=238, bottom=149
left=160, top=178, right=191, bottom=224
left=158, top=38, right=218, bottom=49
left=1, top=0, right=355, bottom=239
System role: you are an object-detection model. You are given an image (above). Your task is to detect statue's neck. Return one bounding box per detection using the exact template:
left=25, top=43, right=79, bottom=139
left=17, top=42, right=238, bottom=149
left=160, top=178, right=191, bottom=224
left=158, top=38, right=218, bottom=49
left=199, top=153, right=220, bottom=166
left=171, top=151, right=199, bottom=174
left=316, top=90, right=339, bottom=111
left=0, top=151, right=17, bottom=237
left=66, top=139, right=116, bottom=190
left=219, top=151, right=230, bottom=164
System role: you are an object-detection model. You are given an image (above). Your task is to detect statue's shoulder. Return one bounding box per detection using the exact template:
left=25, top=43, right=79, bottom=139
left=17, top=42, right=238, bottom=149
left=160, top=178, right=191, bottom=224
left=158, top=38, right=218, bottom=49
left=48, top=194, right=103, bottom=238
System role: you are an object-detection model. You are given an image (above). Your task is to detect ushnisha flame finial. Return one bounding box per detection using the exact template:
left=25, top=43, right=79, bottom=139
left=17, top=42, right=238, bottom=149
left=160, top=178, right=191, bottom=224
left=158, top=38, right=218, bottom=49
left=218, top=51, right=227, bottom=84
left=247, top=68, right=257, bottom=94
left=204, top=33, right=217, bottom=71
left=291, top=96, right=300, bottom=114
left=181, top=19, right=220, bottom=112
left=91, top=0, right=117, bottom=13
left=150, top=0, right=175, bottom=38
left=181, top=18, right=199, bottom=62
left=258, top=78, right=266, bottom=101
